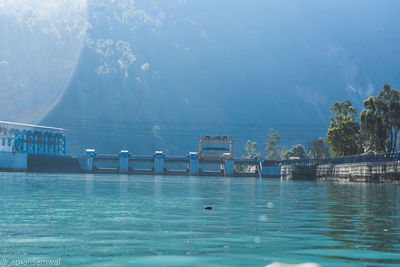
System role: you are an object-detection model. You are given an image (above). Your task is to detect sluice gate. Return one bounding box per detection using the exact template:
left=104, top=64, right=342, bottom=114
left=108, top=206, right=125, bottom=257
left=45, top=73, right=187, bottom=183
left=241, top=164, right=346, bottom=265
left=1, top=149, right=281, bottom=177
left=76, top=149, right=280, bottom=177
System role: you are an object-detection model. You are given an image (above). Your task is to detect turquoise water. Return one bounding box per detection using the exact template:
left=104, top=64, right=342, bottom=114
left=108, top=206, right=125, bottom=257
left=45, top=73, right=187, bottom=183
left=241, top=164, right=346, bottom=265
left=0, top=173, right=400, bottom=267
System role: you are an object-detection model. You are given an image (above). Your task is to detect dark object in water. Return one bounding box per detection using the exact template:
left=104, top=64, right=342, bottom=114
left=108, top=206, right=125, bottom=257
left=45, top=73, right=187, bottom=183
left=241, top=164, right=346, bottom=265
left=204, top=206, right=212, bottom=210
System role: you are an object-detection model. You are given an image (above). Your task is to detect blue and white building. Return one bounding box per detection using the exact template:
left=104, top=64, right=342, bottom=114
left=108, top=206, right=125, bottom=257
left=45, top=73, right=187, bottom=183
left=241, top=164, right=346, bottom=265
left=0, top=121, right=66, bottom=155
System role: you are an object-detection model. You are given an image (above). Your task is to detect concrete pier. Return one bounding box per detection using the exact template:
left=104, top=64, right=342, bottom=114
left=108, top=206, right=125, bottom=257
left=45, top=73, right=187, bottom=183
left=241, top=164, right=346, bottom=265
left=79, top=149, right=95, bottom=172
left=224, top=158, right=234, bottom=176
left=119, top=150, right=129, bottom=173
left=189, top=152, right=199, bottom=175
left=154, top=151, right=165, bottom=174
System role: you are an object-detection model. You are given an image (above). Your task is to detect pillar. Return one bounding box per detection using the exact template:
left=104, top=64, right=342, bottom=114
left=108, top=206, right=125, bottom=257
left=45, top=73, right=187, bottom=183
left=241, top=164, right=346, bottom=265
left=63, top=137, right=66, bottom=155
left=32, top=135, right=36, bottom=154
left=189, top=152, right=199, bottom=175
left=80, top=149, right=95, bottom=172
left=224, top=158, right=234, bottom=176
left=53, top=137, right=57, bottom=155
left=43, top=136, right=47, bottom=155
left=119, top=150, right=129, bottom=173
left=154, top=151, right=165, bottom=174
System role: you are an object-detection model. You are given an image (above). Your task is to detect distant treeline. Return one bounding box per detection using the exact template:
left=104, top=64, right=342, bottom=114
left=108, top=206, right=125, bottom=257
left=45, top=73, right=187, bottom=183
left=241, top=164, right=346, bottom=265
left=242, top=84, right=400, bottom=160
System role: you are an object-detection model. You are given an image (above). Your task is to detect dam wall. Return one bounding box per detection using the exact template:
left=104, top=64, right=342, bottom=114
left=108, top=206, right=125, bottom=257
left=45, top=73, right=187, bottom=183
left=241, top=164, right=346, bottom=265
left=27, top=154, right=81, bottom=173
left=281, top=165, right=316, bottom=180
left=0, top=150, right=281, bottom=178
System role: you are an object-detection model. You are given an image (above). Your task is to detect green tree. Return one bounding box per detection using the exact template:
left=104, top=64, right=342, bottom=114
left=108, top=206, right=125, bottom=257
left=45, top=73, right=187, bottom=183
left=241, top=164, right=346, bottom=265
left=281, top=144, right=308, bottom=160
left=265, top=128, right=280, bottom=160
left=309, top=137, right=331, bottom=158
left=243, top=140, right=262, bottom=159
left=280, top=146, right=288, bottom=160
left=237, top=140, right=261, bottom=173
left=326, top=100, right=360, bottom=156
left=360, top=96, right=387, bottom=152
left=291, top=144, right=308, bottom=159
left=360, top=84, right=400, bottom=153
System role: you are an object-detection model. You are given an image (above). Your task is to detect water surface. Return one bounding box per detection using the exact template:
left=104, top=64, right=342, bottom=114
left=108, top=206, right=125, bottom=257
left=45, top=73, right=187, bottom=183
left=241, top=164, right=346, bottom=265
left=0, top=173, right=399, bottom=266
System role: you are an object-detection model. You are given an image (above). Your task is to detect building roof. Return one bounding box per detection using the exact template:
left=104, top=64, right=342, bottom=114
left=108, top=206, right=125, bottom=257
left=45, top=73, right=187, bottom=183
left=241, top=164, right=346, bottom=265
left=0, top=121, right=64, bottom=133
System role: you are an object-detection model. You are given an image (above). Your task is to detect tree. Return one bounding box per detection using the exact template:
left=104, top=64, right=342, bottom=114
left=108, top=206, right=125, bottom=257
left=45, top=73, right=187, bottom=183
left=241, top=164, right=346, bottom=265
left=290, top=144, right=308, bottom=159
left=360, top=96, right=387, bottom=152
left=326, top=100, right=360, bottom=156
left=360, top=84, right=400, bottom=153
left=280, top=146, right=288, bottom=160
left=265, top=128, right=281, bottom=160
left=243, top=140, right=262, bottom=159
left=281, top=144, right=308, bottom=160
left=238, top=140, right=261, bottom=172
left=309, top=137, right=331, bottom=158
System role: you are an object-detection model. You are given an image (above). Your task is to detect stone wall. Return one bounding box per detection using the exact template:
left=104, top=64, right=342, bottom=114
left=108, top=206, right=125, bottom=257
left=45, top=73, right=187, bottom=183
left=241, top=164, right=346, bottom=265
left=316, top=162, right=400, bottom=183
left=281, top=165, right=316, bottom=180
left=282, top=161, right=400, bottom=183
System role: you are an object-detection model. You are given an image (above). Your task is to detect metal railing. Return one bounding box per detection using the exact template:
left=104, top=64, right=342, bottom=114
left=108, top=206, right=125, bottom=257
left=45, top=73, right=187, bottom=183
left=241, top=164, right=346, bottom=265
left=281, top=152, right=400, bottom=166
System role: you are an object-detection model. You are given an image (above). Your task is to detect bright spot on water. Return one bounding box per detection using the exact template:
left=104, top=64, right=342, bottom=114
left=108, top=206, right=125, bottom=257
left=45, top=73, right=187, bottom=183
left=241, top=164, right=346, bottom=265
left=0, top=0, right=88, bottom=123
left=267, top=202, right=274, bottom=208
left=259, top=214, right=268, bottom=222
left=254, top=237, right=261, bottom=244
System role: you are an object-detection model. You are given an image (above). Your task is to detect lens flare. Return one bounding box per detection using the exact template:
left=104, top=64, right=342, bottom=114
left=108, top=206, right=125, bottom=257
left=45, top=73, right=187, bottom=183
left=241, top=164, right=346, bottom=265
left=0, top=0, right=88, bottom=124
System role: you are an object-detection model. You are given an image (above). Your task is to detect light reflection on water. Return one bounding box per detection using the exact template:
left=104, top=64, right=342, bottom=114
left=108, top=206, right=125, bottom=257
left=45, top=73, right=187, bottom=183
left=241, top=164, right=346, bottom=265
left=0, top=173, right=399, bottom=266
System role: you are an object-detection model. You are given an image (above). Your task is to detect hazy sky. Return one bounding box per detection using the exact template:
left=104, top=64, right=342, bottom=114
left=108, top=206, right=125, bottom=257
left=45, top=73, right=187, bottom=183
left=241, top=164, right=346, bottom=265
left=2, top=0, right=400, bottom=155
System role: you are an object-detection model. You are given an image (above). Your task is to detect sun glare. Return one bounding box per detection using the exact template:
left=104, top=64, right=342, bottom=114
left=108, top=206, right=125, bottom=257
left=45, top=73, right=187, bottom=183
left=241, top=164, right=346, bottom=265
left=0, top=0, right=88, bottom=123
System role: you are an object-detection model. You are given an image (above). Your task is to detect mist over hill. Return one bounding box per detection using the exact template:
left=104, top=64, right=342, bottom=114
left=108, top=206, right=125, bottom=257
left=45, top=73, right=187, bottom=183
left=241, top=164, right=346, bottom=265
left=37, top=0, right=400, bottom=156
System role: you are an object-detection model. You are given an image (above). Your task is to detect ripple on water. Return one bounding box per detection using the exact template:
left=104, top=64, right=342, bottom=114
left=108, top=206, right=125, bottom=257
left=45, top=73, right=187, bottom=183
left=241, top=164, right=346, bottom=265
left=0, top=173, right=399, bottom=266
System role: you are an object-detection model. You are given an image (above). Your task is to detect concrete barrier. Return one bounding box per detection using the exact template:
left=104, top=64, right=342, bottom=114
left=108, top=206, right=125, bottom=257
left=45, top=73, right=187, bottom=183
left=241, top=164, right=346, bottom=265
left=0, top=152, right=27, bottom=171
